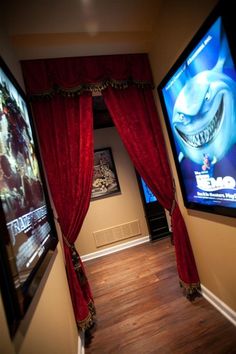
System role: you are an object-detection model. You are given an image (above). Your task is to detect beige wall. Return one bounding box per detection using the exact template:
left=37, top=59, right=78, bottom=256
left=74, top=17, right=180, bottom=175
left=0, top=27, right=78, bottom=354
left=149, top=0, right=236, bottom=311
left=77, top=127, right=149, bottom=255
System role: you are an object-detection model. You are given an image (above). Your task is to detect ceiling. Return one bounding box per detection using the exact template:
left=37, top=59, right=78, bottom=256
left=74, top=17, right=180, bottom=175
left=3, top=0, right=162, bottom=35
left=2, top=0, right=163, bottom=61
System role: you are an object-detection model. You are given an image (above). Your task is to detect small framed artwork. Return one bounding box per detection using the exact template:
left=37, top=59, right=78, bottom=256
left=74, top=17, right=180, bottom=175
left=91, top=147, right=121, bottom=200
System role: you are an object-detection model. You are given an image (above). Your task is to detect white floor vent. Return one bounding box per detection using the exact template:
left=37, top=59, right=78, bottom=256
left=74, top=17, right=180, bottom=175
left=93, top=220, right=141, bottom=247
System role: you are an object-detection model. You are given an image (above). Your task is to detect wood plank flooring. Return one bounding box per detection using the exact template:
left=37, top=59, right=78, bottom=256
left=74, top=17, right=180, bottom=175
left=84, top=237, right=236, bottom=354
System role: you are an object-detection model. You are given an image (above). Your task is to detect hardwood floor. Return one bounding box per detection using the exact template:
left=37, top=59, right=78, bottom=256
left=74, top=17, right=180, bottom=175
left=84, top=237, right=236, bottom=354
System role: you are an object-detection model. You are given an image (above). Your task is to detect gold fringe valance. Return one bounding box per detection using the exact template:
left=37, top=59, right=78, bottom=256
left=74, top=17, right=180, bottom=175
left=28, top=79, right=154, bottom=100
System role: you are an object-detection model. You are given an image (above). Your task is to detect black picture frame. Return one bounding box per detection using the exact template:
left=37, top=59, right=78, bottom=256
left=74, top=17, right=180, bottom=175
left=157, top=0, right=236, bottom=218
left=0, top=57, right=58, bottom=337
left=91, top=147, right=121, bottom=200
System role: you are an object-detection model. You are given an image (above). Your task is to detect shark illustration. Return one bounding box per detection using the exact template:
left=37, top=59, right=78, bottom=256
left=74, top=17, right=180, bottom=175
left=172, top=27, right=236, bottom=165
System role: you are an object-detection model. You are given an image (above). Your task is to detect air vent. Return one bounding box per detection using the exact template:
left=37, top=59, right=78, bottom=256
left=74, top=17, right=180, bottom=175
left=93, top=220, right=141, bottom=247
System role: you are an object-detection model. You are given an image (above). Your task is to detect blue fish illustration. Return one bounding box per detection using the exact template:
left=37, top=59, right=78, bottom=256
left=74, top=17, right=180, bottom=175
left=172, top=26, right=236, bottom=165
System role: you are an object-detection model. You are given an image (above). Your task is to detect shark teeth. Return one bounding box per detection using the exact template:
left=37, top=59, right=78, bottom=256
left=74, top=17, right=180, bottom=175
left=176, top=97, right=223, bottom=148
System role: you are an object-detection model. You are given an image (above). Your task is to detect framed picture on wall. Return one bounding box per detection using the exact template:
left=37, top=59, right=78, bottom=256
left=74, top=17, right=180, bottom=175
left=91, top=147, right=121, bottom=200
left=0, top=57, right=58, bottom=337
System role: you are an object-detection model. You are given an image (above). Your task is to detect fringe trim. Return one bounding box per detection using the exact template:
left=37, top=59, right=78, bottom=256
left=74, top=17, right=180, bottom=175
left=28, top=79, right=154, bottom=100
left=63, top=240, right=97, bottom=331
left=77, top=300, right=96, bottom=332
left=179, top=279, right=201, bottom=301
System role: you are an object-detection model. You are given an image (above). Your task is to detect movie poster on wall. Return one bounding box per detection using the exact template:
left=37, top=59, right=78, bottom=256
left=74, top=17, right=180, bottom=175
left=0, top=65, right=53, bottom=288
left=91, top=148, right=121, bottom=200
left=159, top=15, right=236, bottom=213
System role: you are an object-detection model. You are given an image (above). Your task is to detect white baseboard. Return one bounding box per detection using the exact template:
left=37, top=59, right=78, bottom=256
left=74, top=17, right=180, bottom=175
left=81, top=236, right=150, bottom=262
left=200, top=284, right=236, bottom=327
left=78, top=332, right=84, bottom=354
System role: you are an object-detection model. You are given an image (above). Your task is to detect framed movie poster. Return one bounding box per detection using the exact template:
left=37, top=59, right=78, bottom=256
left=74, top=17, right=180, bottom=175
left=0, top=57, right=58, bottom=337
left=91, top=148, right=121, bottom=200
left=158, top=1, right=236, bottom=218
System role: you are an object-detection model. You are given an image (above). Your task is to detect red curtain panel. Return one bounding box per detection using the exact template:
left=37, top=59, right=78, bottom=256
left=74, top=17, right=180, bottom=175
left=103, top=86, right=200, bottom=296
left=31, top=94, right=95, bottom=330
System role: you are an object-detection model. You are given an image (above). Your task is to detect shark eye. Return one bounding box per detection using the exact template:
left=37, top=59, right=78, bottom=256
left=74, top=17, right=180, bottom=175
left=205, top=91, right=210, bottom=101
left=178, top=113, right=185, bottom=121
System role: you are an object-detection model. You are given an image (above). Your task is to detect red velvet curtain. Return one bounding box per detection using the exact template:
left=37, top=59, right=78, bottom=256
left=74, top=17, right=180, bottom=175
left=21, top=53, right=152, bottom=332
left=21, top=53, right=200, bottom=301
left=31, top=93, right=95, bottom=329
left=103, top=86, right=200, bottom=296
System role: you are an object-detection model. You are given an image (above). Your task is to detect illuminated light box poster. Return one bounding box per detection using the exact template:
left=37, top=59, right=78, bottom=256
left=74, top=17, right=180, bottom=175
left=140, top=178, right=157, bottom=204
left=158, top=12, right=236, bottom=216
left=0, top=57, right=58, bottom=336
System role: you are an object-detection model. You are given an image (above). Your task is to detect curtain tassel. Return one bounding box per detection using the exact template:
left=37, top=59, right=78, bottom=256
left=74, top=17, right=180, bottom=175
left=179, top=279, right=201, bottom=301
